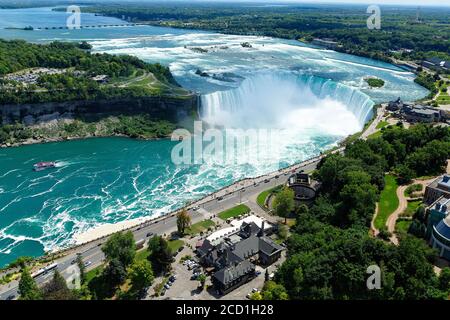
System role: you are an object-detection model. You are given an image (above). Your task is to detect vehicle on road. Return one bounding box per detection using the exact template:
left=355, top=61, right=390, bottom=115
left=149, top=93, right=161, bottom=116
left=264, top=179, right=269, bottom=183
left=217, top=196, right=224, bottom=201
left=192, top=206, right=200, bottom=211
left=6, top=295, right=15, bottom=300
left=146, top=232, right=154, bottom=237
left=32, top=263, right=58, bottom=278
left=84, top=261, right=92, bottom=268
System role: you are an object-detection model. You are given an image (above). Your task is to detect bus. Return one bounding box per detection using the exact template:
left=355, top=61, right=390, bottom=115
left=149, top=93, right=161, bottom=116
left=32, top=263, right=58, bottom=278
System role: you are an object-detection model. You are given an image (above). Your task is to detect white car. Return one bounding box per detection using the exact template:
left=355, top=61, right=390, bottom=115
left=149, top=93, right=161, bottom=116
left=84, top=261, right=92, bottom=268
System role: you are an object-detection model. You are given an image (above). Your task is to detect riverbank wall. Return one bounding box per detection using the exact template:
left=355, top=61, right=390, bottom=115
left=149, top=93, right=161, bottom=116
left=0, top=94, right=199, bottom=125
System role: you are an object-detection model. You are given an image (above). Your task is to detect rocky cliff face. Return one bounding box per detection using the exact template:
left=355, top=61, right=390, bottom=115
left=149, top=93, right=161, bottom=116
left=0, top=95, right=199, bottom=125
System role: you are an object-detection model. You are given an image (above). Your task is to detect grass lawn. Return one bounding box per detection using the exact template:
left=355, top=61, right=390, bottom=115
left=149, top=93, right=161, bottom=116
left=375, top=175, right=399, bottom=230
left=402, top=200, right=422, bottom=217
left=396, top=220, right=412, bottom=235
left=257, top=186, right=283, bottom=209
left=135, top=248, right=150, bottom=262
left=186, top=219, right=215, bottom=235
left=257, top=190, right=271, bottom=208
left=376, top=120, right=389, bottom=129
left=368, top=130, right=383, bottom=140
left=85, top=265, right=104, bottom=284
left=167, top=239, right=184, bottom=254
left=218, top=204, right=250, bottom=220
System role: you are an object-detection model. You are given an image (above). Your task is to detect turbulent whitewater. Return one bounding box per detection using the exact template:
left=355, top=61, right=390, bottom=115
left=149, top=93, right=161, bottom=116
left=200, top=73, right=374, bottom=132
left=0, top=7, right=430, bottom=267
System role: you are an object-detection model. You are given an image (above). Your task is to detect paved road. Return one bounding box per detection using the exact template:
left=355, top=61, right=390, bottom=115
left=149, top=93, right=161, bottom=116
left=0, top=156, right=321, bottom=300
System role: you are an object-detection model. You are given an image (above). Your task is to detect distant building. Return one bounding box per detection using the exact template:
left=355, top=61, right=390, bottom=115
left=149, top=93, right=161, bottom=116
left=424, top=175, right=450, bottom=205
left=427, top=196, right=450, bottom=260
left=287, top=173, right=320, bottom=202
left=401, top=105, right=441, bottom=123
left=422, top=57, right=450, bottom=72
left=196, top=216, right=284, bottom=295
left=387, top=97, right=406, bottom=112
left=311, top=38, right=339, bottom=49
left=426, top=196, right=450, bottom=238
left=91, top=75, right=109, bottom=84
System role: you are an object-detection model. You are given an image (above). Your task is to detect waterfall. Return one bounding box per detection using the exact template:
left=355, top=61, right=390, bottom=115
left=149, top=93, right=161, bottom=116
left=199, top=73, right=374, bottom=132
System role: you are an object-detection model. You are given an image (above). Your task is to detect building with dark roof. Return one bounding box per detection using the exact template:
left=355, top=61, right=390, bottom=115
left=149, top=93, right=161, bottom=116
left=196, top=217, right=284, bottom=295
left=287, top=173, right=320, bottom=202
left=387, top=97, right=406, bottom=112
left=212, top=260, right=256, bottom=295
left=422, top=57, right=450, bottom=72
left=424, top=175, right=450, bottom=205
left=401, top=105, right=441, bottom=123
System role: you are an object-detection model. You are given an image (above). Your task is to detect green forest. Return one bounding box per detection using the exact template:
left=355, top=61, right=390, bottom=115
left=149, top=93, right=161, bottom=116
left=0, top=40, right=179, bottom=104
left=263, top=123, right=450, bottom=300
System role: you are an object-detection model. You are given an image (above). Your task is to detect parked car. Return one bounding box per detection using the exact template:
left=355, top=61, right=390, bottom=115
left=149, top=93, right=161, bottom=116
left=252, top=288, right=259, bottom=293
left=164, top=283, right=170, bottom=289
left=169, top=275, right=176, bottom=282
left=255, top=271, right=262, bottom=276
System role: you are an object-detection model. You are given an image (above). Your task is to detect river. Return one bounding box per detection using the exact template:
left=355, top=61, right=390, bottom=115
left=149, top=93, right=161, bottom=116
left=0, top=6, right=428, bottom=267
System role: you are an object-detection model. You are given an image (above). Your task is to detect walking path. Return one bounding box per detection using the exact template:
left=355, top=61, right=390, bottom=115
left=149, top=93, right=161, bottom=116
left=385, top=178, right=437, bottom=245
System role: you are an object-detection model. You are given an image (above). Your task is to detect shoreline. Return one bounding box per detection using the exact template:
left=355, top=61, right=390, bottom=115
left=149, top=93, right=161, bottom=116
left=0, top=90, right=387, bottom=270
left=0, top=130, right=173, bottom=149
left=48, top=106, right=389, bottom=249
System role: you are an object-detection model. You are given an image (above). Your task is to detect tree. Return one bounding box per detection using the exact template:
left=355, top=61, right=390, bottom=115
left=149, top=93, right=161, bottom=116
left=18, top=268, right=42, bottom=300
left=272, top=187, right=295, bottom=224
left=198, top=274, right=207, bottom=290
left=250, top=291, right=263, bottom=300
left=103, top=258, right=127, bottom=289
left=128, top=259, right=154, bottom=291
left=277, top=223, right=288, bottom=241
left=176, top=209, right=192, bottom=235
left=438, top=267, right=450, bottom=293
left=76, top=254, right=86, bottom=285
left=147, top=236, right=174, bottom=274
left=42, top=271, right=75, bottom=300
left=261, top=281, right=289, bottom=300
left=102, top=231, right=136, bottom=268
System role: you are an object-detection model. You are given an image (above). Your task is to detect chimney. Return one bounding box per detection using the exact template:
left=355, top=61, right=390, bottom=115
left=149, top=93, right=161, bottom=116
left=259, top=220, right=265, bottom=237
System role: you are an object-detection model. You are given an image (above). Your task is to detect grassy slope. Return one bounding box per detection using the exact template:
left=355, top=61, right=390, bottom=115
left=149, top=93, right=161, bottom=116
left=375, top=175, right=399, bottom=230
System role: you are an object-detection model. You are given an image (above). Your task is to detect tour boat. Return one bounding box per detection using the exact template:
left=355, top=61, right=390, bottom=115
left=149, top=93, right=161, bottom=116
left=33, top=162, right=56, bottom=171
